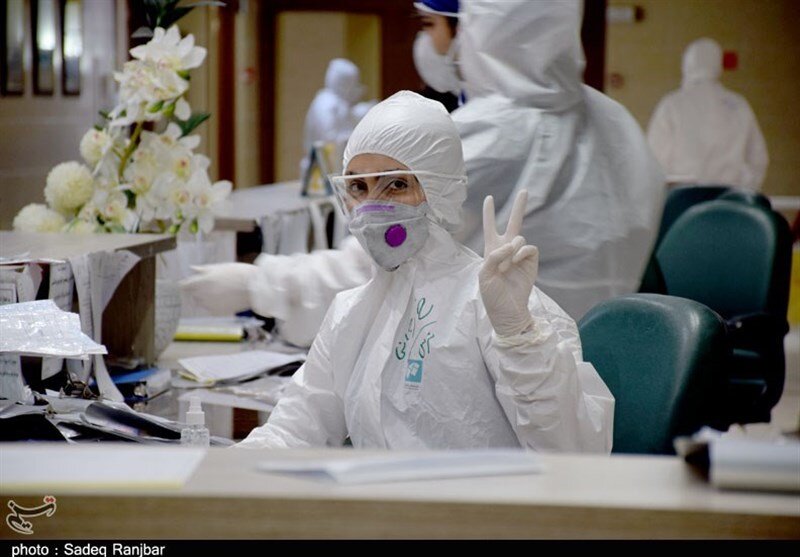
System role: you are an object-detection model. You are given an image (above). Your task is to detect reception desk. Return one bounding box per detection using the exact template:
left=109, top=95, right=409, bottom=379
left=2, top=445, right=798, bottom=539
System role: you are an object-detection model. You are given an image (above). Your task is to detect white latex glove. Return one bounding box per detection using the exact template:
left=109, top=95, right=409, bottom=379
left=479, top=191, right=540, bottom=337
left=179, top=263, right=258, bottom=315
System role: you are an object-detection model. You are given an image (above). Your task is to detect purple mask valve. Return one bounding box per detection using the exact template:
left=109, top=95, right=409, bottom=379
left=384, top=224, right=407, bottom=247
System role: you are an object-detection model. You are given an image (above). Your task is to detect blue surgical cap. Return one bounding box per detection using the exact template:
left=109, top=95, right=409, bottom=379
left=416, top=0, right=459, bottom=17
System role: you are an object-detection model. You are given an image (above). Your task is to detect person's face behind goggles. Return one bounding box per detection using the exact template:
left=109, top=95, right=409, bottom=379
left=332, top=156, right=436, bottom=271
left=332, top=170, right=428, bottom=218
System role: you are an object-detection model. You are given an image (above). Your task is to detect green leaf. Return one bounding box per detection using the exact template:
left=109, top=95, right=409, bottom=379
left=159, top=6, right=192, bottom=28
left=175, top=112, right=210, bottom=137
left=189, top=219, right=199, bottom=234
left=168, top=223, right=180, bottom=235
left=177, top=70, right=191, bottom=80
left=124, top=189, right=136, bottom=208
left=94, top=124, right=103, bottom=131
left=98, top=110, right=111, bottom=120
left=162, top=102, right=176, bottom=119
left=183, top=1, right=226, bottom=8
left=131, top=26, right=154, bottom=39
left=142, top=0, right=162, bottom=28
left=148, top=100, right=165, bottom=113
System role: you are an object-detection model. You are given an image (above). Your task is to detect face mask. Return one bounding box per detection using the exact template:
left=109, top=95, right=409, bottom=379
left=412, top=32, right=461, bottom=96
left=348, top=201, right=431, bottom=271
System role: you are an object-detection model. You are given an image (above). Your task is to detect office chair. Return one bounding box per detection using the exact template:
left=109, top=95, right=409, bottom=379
left=718, top=189, right=772, bottom=210
left=656, top=185, right=731, bottom=246
left=639, top=185, right=730, bottom=293
left=640, top=185, right=773, bottom=293
left=656, top=200, right=793, bottom=426
left=579, top=294, right=729, bottom=454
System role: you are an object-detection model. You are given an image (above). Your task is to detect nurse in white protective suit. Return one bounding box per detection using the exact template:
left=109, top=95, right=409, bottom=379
left=181, top=0, right=664, bottom=342
left=647, top=38, right=768, bottom=190
left=300, top=58, right=371, bottom=178
left=237, top=91, right=614, bottom=452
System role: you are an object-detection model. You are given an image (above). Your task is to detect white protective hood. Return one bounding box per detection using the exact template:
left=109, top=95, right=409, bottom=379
left=240, top=91, right=614, bottom=452
left=647, top=38, right=768, bottom=190
left=453, top=0, right=665, bottom=320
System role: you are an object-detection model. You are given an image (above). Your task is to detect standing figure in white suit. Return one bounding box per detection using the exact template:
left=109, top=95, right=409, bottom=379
left=237, top=91, right=614, bottom=452
left=300, top=58, right=369, bottom=178
left=647, top=37, right=768, bottom=190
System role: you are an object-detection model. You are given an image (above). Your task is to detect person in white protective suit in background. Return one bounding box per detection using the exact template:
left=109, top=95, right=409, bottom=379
left=237, top=91, right=614, bottom=451
left=451, top=0, right=664, bottom=320
left=300, top=58, right=372, bottom=178
left=412, top=0, right=463, bottom=103
left=647, top=38, right=768, bottom=190
left=181, top=0, right=664, bottom=343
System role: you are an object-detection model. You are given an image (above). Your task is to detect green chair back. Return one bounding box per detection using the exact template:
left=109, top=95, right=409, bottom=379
left=656, top=200, right=791, bottom=319
left=579, top=294, right=728, bottom=454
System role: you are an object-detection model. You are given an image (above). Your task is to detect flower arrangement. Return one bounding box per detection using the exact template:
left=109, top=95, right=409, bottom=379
left=14, top=0, right=229, bottom=236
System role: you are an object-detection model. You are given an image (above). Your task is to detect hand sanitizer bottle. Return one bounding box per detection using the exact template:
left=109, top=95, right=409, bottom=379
left=181, top=395, right=210, bottom=447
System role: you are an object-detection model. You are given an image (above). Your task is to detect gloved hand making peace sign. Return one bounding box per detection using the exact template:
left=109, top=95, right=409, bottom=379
left=479, top=191, right=540, bottom=338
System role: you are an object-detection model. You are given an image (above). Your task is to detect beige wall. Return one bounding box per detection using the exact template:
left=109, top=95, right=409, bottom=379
left=274, top=11, right=381, bottom=183
left=234, top=0, right=261, bottom=189
left=606, top=0, right=800, bottom=196
left=0, top=0, right=119, bottom=229
left=179, top=7, right=220, bottom=184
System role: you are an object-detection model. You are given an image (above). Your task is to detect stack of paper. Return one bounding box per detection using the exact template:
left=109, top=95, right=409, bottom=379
left=675, top=427, right=800, bottom=493
left=174, top=316, right=253, bottom=342
left=710, top=437, right=800, bottom=492
left=178, top=350, right=305, bottom=385
left=257, top=450, right=541, bottom=484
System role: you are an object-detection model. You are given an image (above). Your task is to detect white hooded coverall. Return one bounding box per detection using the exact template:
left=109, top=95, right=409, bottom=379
left=300, top=59, right=366, bottom=177
left=647, top=38, right=769, bottom=190
left=238, top=91, right=614, bottom=452
left=452, top=0, right=665, bottom=320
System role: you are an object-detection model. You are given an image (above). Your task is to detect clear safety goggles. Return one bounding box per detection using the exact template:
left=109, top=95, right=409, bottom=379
left=331, top=170, right=427, bottom=219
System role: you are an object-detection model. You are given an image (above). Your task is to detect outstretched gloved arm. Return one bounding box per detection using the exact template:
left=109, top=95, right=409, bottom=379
left=181, top=236, right=374, bottom=347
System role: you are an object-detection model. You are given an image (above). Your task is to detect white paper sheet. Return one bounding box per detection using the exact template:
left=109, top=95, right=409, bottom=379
left=178, top=350, right=305, bottom=385
left=42, top=262, right=75, bottom=380
left=0, top=446, right=206, bottom=490
left=69, top=251, right=139, bottom=401
left=257, top=450, right=542, bottom=485
left=0, top=353, right=27, bottom=403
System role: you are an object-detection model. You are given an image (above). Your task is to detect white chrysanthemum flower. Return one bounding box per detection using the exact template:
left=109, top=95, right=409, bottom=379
left=12, top=203, right=67, bottom=232
left=44, top=161, right=94, bottom=215
left=130, top=26, right=207, bottom=72
left=79, top=129, right=113, bottom=166
left=68, top=219, right=100, bottom=234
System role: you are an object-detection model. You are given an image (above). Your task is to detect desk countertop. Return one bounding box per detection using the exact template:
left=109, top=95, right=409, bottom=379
left=0, top=231, right=176, bottom=260
left=3, top=446, right=799, bottom=539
